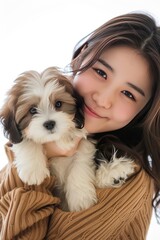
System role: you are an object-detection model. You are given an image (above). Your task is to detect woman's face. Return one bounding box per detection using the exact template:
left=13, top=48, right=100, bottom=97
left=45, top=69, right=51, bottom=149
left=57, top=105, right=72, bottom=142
left=73, top=46, right=152, bottom=133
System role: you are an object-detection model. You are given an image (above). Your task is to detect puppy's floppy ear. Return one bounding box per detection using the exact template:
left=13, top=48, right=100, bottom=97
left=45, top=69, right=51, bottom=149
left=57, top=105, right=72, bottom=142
left=58, top=76, right=85, bottom=129
left=73, top=90, right=85, bottom=129
left=0, top=105, right=22, bottom=144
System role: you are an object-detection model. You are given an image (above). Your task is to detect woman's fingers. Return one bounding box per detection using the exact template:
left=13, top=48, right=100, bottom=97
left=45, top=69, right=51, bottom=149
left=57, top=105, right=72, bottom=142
left=43, top=137, right=82, bottom=159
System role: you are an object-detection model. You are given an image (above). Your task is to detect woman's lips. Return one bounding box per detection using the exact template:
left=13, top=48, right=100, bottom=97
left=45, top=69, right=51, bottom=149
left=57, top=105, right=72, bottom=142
left=84, top=105, right=102, bottom=118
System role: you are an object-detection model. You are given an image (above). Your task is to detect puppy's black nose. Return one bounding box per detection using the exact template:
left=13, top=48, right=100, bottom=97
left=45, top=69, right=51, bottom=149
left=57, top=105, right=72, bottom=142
left=43, top=120, right=55, bottom=130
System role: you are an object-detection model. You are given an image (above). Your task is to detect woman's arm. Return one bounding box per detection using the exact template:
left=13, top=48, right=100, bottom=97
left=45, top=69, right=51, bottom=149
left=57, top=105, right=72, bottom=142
left=46, top=169, right=154, bottom=240
left=0, top=138, right=82, bottom=239
left=1, top=143, right=154, bottom=239
left=0, top=144, right=60, bottom=240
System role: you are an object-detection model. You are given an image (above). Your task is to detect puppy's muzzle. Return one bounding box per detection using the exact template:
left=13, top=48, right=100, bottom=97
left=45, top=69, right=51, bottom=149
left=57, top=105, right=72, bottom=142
left=43, top=120, right=55, bottom=130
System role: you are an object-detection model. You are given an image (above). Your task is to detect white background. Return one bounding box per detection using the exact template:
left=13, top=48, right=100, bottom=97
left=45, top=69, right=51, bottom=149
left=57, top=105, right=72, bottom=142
left=0, top=0, right=159, bottom=239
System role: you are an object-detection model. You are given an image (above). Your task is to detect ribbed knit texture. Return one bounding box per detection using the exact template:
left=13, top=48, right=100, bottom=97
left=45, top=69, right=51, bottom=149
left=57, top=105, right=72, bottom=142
left=0, top=144, right=154, bottom=240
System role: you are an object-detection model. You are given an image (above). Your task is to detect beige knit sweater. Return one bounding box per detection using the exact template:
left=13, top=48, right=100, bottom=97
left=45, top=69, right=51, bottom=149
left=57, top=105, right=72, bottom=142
left=0, top=144, right=154, bottom=240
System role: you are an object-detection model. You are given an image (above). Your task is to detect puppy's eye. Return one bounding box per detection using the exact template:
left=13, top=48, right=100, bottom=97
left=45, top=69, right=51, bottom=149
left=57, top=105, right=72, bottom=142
left=29, top=107, right=37, bottom=115
left=55, top=101, right=62, bottom=109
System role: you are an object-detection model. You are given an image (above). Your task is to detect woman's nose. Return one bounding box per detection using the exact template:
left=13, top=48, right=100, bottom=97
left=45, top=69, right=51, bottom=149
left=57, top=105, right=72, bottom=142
left=92, top=90, right=113, bottom=109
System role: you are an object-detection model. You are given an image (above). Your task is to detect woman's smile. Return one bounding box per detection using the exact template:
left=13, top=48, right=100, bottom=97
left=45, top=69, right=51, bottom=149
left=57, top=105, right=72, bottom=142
left=84, top=104, right=104, bottom=119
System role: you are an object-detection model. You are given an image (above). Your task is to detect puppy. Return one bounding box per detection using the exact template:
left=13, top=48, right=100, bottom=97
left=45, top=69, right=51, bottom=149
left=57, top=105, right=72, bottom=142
left=0, top=67, right=135, bottom=212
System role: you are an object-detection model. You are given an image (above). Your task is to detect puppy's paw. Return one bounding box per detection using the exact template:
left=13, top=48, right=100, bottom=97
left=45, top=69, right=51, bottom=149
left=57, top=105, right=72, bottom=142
left=96, top=154, right=135, bottom=188
left=17, top=167, right=50, bottom=185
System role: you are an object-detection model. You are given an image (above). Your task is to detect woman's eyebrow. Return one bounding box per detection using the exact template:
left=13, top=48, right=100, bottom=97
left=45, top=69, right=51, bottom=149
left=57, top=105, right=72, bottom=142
left=98, top=58, right=114, bottom=72
left=98, top=58, right=145, bottom=97
left=127, top=82, right=145, bottom=97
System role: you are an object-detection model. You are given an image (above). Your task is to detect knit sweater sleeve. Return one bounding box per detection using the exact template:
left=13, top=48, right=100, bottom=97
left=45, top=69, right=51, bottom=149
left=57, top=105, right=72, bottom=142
left=0, top=144, right=155, bottom=240
left=46, top=167, right=154, bottom=240
left=0, top=143, right=60, bottom=240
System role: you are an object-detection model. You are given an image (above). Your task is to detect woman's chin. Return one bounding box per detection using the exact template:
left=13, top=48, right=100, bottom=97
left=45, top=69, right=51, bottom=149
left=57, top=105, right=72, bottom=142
left=84, top=122, right=104, bottom=134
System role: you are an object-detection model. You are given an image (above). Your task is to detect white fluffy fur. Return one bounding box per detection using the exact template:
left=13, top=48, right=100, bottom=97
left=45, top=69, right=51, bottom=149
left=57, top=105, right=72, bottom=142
left=13, top=140, right=50, bottom=185
left=51, top=138, right=97, bottom=211
left=95, top=152, right=135, bottom=188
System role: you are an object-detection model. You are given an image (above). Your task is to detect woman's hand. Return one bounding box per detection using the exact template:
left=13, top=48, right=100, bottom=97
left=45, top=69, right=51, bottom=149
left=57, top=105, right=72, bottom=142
left=43, top=137, right=82, bottom=159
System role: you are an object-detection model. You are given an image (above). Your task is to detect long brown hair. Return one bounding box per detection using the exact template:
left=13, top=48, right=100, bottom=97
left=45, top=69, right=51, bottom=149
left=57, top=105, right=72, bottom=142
left=70, top=13, right=160, bottom=222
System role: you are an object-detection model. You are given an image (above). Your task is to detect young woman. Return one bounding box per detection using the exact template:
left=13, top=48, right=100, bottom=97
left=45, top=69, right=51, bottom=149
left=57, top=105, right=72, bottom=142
left=0, top=12, right=160, bottom=239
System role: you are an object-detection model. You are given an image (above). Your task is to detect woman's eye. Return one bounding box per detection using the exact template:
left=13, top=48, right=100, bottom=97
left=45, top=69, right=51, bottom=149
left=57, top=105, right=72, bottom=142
left=55, top=101, right=62, bottom=108
left=93, top=68, right=107, bottom=79
left=122, top=90, right=136, bottom=101
left=29, top=107, right=37, bottom=115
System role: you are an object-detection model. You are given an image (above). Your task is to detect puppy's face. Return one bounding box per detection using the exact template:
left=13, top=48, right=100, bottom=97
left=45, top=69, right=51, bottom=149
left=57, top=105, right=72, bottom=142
left=0, top=67, right=84, bottom=144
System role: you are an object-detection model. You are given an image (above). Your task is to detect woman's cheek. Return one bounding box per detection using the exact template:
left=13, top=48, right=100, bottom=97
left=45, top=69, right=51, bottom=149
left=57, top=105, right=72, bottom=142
left=73, top=71, right=93, bottom=94
left=114, top=104, right=137, bottom=125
